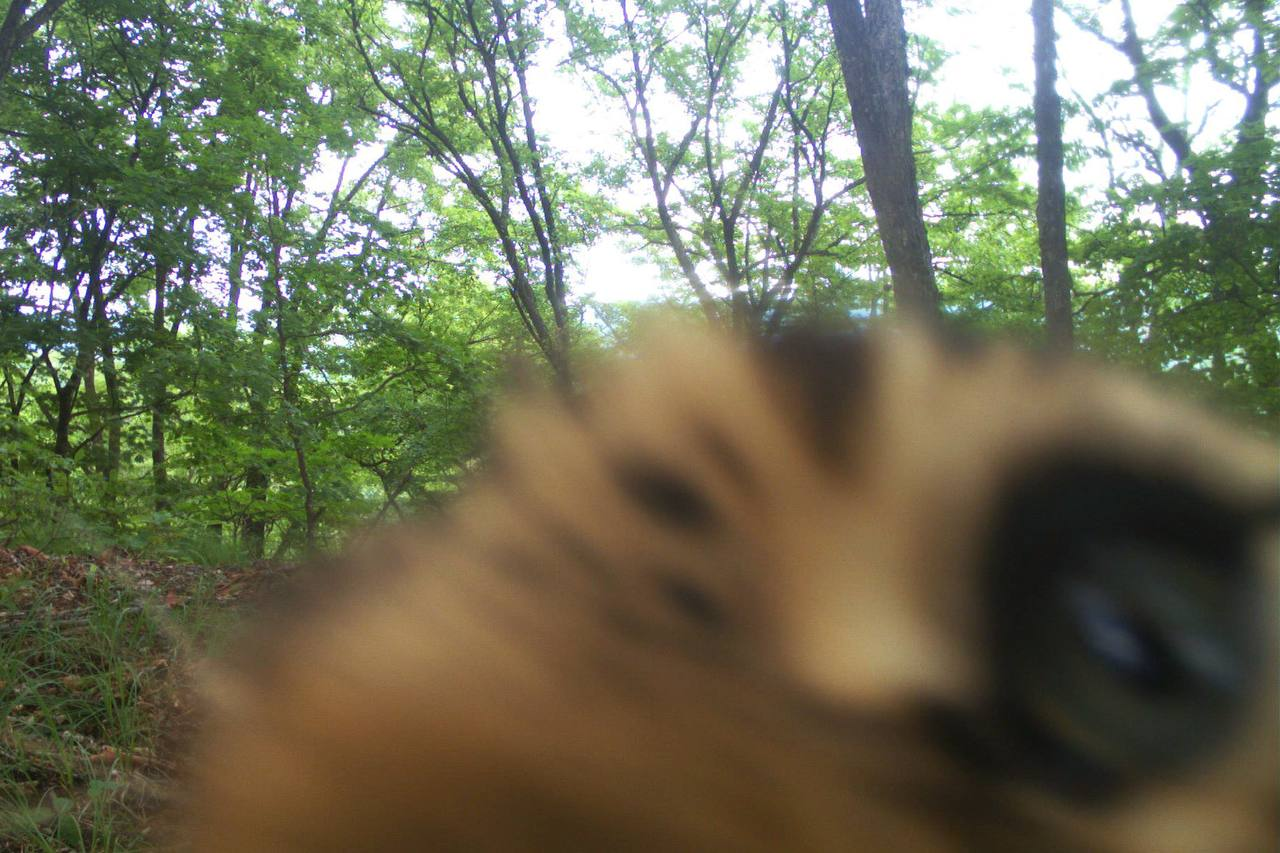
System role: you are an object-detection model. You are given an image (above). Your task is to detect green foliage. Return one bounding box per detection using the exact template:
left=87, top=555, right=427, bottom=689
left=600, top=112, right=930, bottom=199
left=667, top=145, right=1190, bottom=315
left=0, top=0, right=1276, bottom=569
left=1063, top=0, right=1279, bottom=420
left=0, top=0, right=524, bottom=559
left=919, top=104, right=1044, bottom=329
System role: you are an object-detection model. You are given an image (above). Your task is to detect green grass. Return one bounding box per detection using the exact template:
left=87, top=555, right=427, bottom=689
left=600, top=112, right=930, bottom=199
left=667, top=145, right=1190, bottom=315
left=0, top=550, right=270, bottom=851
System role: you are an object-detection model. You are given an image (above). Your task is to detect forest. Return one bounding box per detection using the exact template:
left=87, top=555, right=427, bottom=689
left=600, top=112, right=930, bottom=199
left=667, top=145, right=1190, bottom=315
left=1, top=0, right=1276, bottom=561
left=0, top=0, right=1275, bottom=846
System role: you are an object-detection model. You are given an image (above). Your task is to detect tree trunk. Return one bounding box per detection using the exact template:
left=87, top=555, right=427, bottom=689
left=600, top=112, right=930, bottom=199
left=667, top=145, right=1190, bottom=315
left=51, top=372, right=78, bottom=458
left=264, top=185, right=320, bottom=553
left=84, top=281, right=123, bottom=487
left=231, top=202, right=269, bottom=557
left=240, top=305, right=271, bottom=559
left=227, top=220, right=247, bottom=320
left=100, top=339, right=121, bottom=483
left=1032, top=0, right=1074, bottom=351
left=825, top=0, right=939, bottom=319
left=49, top=285, right=94, bottom=463
left=279, top=347, right=319, bottom=552
left=242, top=461, right=268, bottom=559
left=151, top=256, right=171, bottom=511
left=82, top=356, right=103, bottom=470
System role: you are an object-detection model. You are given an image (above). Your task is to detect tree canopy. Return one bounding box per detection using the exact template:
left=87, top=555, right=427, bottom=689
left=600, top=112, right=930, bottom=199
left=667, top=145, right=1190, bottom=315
left=1, top=0, right=1275, bottom=559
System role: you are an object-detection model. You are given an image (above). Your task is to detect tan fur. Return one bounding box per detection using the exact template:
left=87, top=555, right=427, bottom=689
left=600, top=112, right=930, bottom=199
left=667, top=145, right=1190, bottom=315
left=178, top=324, right=1278, bottom=852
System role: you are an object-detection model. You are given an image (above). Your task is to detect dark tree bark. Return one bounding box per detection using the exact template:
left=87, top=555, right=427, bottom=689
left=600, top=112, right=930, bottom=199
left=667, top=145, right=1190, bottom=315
left=242, top=464, right=268, bottom=559
left=0, top=0, right=69, bottom=95
left=48, top=350, right=82, bottom=459
left=1032, top=0, right=1074, bottom=351
left=825, top=0, right=939, bottom=319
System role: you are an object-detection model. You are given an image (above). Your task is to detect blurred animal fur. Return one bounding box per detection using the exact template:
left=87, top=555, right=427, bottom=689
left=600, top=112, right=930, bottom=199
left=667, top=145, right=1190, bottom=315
left=178, top=323, right=1278, bottom=852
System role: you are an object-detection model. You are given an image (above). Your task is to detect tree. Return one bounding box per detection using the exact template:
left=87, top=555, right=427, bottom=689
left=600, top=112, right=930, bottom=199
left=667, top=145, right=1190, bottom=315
left=566, top=0, right=869, bottom=332
left=1, top=0, right=508, bottom=555
left=0, top=0, right=69, bottom=95
left=0, top=0, right=169, bottom=485
left=1071, top=0, right=1278, bottom=416
left=1032, top=0, right=1073, bottom=350
left=825, top=0, right=939, bottom=318
left=346, top=0, right=591, bottom=379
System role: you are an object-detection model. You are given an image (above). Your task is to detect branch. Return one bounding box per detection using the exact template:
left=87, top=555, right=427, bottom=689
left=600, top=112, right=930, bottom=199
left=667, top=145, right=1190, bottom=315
left=1115, top=0, right=1194, bottom=168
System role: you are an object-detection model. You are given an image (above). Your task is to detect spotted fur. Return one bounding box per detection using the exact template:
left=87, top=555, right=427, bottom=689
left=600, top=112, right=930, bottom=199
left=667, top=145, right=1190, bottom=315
left=179, top=323, right=1278, bottom=852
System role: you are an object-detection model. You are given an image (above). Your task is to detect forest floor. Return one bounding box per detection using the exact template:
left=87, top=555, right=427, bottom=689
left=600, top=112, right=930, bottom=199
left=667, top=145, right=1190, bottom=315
left=0, top=546, right=293, bottom=851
